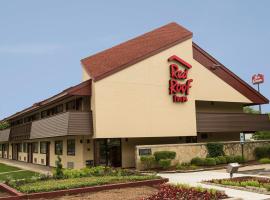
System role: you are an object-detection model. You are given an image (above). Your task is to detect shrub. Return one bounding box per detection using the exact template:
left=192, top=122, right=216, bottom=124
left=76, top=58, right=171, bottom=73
left=191, top=157, right=205, bottom=166
left=54, top=156, right=64, bottom=179
left=234, top=155, right=246, bottom=164
left=254, top=146, right=270, bottom=159
left=214, top=157, right=221, bottom=165
left=259, top=158, right=270, bottom=164
left=206, top=143, right=224, bottom=157
left=217, top=156, right=227, bottom=164
left=158, top=159, right=171, bottom=169
left=204, top=158, right=216, bottom=166
left=176, top=163, right=198, bottom=170
left=154, top=151, right=176, bottom=161
left=225, top=155, right=235, bottom=163
left=140, top=155, right=156, bottom=170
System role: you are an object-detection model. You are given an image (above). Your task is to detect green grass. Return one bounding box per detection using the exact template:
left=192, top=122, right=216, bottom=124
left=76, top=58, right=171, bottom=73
left=0, top=163, right=20, bottom=173
left=0, top=170, right=40, bottom=182
left=14, top=175, right=158, bottom=193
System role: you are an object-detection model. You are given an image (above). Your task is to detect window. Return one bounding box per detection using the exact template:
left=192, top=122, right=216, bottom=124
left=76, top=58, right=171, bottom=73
left=67, top=139, right=75, bottom=156
left=55, top=141, right=63, bottom=155
left=40, top=142, right=47, bottom=154
left=2, top=144, right=7, bottom=151
left=23, top=143, right=27, bottom=153
left=33, top=142, right=39, bottom=153
left=201, top=133, right=208, bottom=139
left=18, top=143, right=22, bottom=152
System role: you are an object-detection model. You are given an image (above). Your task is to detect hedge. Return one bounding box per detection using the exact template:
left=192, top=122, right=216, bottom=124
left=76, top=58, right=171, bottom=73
left=154, top=151, right=176, bottom=161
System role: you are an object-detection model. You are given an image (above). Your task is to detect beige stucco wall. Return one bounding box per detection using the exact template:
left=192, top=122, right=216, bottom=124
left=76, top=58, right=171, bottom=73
left=5, top=136, right=94, bottom=169
left=90, top=38, right=252, bottom=139
left=135, top=140, right=270, bottom=169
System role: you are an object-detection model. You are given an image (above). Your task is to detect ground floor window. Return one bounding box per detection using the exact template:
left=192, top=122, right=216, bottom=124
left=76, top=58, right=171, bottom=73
left=23, top=143, right=27, bottom=153
left=40, top=142, right=47, bottom=154
left=67, top=139, right=75, bottom=156
left=2, top=144, right=7, bottom=151
left=18, top=143, right=22, bottom=152
left=55, top=141, right=63, bottom=155
left=33, top=142, right=39, bottom=153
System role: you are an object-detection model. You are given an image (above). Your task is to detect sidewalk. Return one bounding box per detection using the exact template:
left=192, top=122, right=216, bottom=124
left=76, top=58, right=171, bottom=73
left=0, top=158, right=52, bottom=175
left=158, top=169, right=270, bottom=200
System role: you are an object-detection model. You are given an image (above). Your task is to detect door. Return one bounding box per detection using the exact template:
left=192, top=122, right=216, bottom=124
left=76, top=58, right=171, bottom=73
left=27, top=143, right=33, bottom=163
left=46, top=142, right=50, bottom=166
left=12, top=144, right=18, bottom=160
left=94, top=139, right=121, bottom=167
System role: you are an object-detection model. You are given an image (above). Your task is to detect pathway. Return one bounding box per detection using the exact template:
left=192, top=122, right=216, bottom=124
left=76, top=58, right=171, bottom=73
left=158, top=168, right=270, bottom=200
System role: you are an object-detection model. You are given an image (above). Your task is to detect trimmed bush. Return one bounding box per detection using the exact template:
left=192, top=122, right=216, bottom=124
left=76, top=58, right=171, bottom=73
left=140, top=155, right=156, bottom=170
left=214, top=157, right=221, bottom=165
left=154, top=151, right=176, bottom=161
left=206, top=143, right=224, bottom=157
left=234, top=155, right=246, bottom=164
left=54, top=156, right=64, bottom=179
left=225, top=155, right=235, bottom=163
left=217, top=156, right=227, bottom=164
left=191, top=157, right=205, bottom=166
left=259, top=158, right=270, bottom=164
left=204, top=158, right=216, bottom=166
left=254, top=146, right=270, bottom=159
left=158, top=159, right=171, bottom=169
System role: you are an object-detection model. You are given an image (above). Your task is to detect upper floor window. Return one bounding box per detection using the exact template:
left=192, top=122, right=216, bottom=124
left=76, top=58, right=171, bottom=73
left=66, top=98, right=83, bottom=111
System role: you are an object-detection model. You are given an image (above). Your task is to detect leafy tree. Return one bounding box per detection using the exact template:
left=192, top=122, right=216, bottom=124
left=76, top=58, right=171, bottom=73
left=54, top=156, right=64, bottom=179
left=243, top=106, right=260, bottom=114
left=0, top=121, right=10, bottom=130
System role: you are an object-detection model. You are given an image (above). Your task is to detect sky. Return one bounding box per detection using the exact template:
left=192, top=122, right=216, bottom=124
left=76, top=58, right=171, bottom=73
left=0, top=0, right=269, bottom=119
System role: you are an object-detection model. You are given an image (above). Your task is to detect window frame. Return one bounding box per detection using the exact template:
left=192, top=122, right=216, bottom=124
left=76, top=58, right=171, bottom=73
left=67, top=139, right=76, bottom=156
left=33, top=142, right=39, bottom=153
left=40, top=142, right=47, bottom=154
left=55, top=141, right=63, bottom=155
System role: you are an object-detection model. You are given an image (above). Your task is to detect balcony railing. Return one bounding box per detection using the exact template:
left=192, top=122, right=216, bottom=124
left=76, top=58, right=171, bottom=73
left=10, top=123, right=31, bottom=141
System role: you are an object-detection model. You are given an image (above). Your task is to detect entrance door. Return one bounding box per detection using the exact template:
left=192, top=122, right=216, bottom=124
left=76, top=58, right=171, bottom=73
left=27, top=143, right=33, bottom=163
left=12, top=144, right=18, bottom=160
left=94, top=139, right=121, bottom=167
left=46, top=142, right=50, bottom=166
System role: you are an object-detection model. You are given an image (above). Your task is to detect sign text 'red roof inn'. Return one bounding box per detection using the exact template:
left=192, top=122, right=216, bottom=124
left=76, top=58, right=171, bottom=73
left=168, top=55, right=193, bottom=103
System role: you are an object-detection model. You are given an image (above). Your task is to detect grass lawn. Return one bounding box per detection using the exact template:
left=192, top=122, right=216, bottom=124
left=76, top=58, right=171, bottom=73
left=0, top=163, right=20, bottom=173
left=0, top=170, right=40, bottom=182
left=13, top=175, right=158, bottom=193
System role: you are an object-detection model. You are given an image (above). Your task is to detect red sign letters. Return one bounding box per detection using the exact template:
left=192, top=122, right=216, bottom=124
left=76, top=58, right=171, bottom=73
left=168, top=55, right=193, bottom=103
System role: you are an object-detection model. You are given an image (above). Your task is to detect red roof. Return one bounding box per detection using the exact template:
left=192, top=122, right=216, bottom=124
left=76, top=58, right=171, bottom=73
left=81, top=22, right=268, bottom=105
left=81, top=22, right=192, bottom=81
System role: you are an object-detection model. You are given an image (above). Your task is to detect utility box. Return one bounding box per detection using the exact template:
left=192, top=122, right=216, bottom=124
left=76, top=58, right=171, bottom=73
left=227, top=163, right=240, bottom=178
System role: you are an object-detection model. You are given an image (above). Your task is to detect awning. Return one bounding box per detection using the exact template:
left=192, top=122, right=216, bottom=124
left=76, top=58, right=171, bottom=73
left=197, top=113, right=270, bottom=133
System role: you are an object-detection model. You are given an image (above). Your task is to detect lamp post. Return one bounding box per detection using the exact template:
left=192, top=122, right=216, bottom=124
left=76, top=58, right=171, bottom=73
left=252, top=74, right=264, bottom=113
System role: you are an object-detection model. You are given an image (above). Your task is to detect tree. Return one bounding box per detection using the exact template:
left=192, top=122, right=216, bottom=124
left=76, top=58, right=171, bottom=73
left=0, top=121, right=10, bottom=130
left=54, top=156, right=64, bottom=179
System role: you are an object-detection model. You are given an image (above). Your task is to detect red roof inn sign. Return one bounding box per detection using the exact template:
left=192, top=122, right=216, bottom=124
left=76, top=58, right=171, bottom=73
left=252, top=74, right=264, bottom=85
left=168, top=55, right=193, bottom=103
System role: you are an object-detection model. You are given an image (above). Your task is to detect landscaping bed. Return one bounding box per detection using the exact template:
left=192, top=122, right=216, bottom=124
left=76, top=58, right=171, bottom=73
left=142, top=184, right=229, bottom=200
left=205, top=176, right=270, bottom=194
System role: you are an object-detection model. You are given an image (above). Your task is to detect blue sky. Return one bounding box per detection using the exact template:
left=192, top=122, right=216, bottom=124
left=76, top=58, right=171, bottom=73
left=0, top=0, right=269, bottom=119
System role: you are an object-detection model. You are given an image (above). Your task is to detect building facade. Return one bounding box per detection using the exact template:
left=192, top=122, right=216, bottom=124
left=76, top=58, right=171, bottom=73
left=1, top=22, right=270, bottom=169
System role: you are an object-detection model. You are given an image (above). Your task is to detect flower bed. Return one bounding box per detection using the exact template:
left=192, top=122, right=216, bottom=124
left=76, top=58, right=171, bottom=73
left=206, top=176, right=270, bottom=194
left=142, top=184, right=228, bottom=200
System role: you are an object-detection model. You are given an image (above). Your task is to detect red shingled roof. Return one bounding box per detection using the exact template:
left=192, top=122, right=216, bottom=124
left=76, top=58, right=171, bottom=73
left=81, top=22, right=193, bottom=81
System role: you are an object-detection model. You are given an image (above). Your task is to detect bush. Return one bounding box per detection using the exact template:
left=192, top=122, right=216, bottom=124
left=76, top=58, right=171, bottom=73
left=254, top=146, right=270, bottom=159
left=158, top=159, right=171, bottom=169
left=259, top=158, right=270, bottom=164
left=176, top=163, right=198, bottom=170
left=206, top=143, right=224, bottom=157
left=217, top=156, right=227, bottom=164
left=54, top=156, right=64, bottom=179
left=214, top=157, right=221, bottom=165
left=140, top=155, right=156, bottom=170
left=225, top=155, right=235, bottom=163
left=154, top=151, right=176, bottom=161
left=204, top=158, right=216, bottom=166
left=191, top=157, right=205, bottom=166
left=234, top=155, right=246, bottom=164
